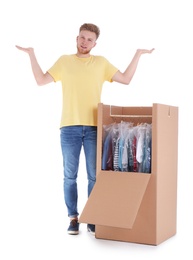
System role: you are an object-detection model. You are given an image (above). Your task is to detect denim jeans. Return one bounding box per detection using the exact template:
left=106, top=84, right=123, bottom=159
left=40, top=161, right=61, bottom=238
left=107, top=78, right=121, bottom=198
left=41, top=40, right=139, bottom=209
left=60, top=125, right=97, bottom=218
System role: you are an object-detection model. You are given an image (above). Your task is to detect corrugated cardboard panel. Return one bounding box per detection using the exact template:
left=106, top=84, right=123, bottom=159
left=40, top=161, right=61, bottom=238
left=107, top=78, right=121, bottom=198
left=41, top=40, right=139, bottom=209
left=152, top=103, right=178, bottom=243
left=79, top=171, right=151, bottom=229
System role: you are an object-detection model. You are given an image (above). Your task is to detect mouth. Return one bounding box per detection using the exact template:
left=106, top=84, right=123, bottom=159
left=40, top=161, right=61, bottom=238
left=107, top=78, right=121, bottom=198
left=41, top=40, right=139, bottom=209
left=81, top=45, right=87, bottom=49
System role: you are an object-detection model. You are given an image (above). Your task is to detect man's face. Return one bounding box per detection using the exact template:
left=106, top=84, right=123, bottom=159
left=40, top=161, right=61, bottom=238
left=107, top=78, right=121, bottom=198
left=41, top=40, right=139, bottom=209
left=76, top=30, right=97, bottom=55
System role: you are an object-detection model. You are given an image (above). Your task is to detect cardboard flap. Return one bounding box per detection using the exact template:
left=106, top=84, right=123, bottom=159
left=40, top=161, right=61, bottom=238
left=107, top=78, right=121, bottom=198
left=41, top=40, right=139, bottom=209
left=79, top=172, right=151, bottom=229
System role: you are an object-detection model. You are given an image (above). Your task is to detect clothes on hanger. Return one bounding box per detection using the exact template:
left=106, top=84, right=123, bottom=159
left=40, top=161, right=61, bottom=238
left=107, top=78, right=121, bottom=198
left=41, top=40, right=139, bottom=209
left=102, top=122, right=152, bottom=173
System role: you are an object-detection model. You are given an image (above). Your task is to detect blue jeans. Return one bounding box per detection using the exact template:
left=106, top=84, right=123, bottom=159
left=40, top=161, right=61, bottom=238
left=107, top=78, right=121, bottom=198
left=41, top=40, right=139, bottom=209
left=60, top=126, right=97, bottom=218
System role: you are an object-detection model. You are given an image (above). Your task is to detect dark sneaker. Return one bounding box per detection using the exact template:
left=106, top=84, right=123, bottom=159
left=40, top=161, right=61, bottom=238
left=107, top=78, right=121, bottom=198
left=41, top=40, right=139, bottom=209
left=87, top=224, right=95, bottom=235
left=67, top=219, right=79, bottom=235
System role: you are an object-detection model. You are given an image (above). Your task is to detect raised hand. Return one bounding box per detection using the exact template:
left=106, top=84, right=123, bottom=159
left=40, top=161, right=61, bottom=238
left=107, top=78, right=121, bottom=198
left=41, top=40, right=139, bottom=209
left=137, top=48, right=155, bottom=54
left=15, top=45, right=34, bottom=54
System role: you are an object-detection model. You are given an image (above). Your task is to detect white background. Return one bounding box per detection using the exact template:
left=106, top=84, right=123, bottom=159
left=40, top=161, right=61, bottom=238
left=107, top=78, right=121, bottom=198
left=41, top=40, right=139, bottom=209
left=0, top=0, right=192, bottom=259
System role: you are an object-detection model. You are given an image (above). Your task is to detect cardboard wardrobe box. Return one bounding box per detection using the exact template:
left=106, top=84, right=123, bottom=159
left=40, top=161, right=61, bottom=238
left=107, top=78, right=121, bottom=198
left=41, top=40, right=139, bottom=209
left=79, top=103, right=178, bottom=246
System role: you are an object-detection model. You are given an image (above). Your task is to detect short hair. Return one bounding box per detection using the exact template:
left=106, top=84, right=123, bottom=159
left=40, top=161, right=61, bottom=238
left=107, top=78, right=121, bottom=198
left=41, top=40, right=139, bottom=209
left=79, top=23, right=100, bottom=40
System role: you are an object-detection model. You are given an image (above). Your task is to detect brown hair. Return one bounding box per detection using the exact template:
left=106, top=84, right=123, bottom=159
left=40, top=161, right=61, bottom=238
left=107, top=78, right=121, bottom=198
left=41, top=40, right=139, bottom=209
left=79, top=23, right=100, bottom=40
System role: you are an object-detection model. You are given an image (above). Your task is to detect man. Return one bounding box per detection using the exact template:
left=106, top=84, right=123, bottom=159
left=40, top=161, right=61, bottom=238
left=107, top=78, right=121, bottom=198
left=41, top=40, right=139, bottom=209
left=16, top=23, right=154, bottom=236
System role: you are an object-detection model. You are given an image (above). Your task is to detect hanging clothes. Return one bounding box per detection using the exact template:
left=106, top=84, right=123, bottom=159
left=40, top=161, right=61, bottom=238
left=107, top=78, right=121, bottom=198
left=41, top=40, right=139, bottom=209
left=101, top=122, right=152, bottom=173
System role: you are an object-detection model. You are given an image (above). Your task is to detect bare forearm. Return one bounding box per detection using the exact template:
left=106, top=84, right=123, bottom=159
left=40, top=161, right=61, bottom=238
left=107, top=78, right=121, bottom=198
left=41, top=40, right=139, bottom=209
left=15, top=45, right=52, bottom=86
left=112, top=48, right=154, bottom=84
left=123, top=50, right=142, bottom=84
left=28, top=50, right=45, bottom=85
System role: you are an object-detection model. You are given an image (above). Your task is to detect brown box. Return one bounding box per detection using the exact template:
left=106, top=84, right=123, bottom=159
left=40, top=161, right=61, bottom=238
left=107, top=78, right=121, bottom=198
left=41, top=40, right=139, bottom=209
left=79, top=103, right=178, bottom=245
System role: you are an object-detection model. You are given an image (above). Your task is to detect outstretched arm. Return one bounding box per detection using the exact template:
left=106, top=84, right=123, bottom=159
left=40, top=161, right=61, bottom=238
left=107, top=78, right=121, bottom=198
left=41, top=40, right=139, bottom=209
left=15, top=45, right=54, bottom=86
left=112, top=48, right=154, bottom=85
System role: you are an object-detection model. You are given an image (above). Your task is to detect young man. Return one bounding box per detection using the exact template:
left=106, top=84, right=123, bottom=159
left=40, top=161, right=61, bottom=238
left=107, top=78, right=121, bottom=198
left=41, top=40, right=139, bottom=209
left=16, top=23, right=154, bottom=236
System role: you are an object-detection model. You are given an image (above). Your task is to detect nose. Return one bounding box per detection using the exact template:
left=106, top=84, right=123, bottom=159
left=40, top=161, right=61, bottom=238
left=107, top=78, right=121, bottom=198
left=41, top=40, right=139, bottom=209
left=82, top=39, right=86, bottom=45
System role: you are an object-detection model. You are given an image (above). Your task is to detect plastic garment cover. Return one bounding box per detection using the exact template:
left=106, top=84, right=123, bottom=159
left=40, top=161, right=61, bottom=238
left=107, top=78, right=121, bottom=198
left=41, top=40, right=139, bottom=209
left=102, top=122, right=152, bottom=173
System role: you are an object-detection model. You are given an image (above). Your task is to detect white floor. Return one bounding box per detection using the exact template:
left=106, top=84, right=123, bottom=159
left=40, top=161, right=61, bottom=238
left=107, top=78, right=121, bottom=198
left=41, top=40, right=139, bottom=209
left=1, top=149, right=192, bottom=260
left=1, top=207, right=190, bottom=260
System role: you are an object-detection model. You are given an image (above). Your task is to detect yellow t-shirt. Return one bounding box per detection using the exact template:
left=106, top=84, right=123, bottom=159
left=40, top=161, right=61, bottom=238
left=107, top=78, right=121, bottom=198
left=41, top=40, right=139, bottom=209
left=48, top=54, right=118, bottom=128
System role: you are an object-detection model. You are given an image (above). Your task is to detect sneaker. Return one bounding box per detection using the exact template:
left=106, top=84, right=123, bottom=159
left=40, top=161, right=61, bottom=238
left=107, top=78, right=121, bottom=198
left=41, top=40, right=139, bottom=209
left=67, top=219, right=79, bottom=235
left=87, top=224, right=95, bottom=235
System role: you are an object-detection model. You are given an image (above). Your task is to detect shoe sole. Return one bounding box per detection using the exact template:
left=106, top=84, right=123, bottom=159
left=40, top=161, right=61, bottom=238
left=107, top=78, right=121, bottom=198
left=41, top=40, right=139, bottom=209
left=87, top=228, right=95, bottom=235
left=68, top=230, right=79, bottom=235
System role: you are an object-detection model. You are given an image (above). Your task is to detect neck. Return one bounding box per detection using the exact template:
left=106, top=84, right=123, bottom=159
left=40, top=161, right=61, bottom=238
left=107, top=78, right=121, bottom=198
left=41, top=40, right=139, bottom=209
left=76, top=52, right=91, bottom=58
